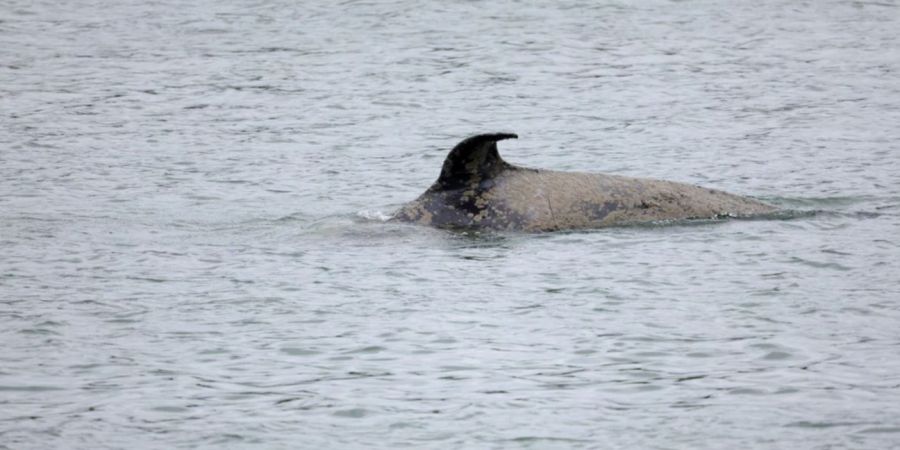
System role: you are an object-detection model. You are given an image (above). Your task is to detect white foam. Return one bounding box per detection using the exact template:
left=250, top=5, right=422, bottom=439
left=356, top=209, right=393, bottom=222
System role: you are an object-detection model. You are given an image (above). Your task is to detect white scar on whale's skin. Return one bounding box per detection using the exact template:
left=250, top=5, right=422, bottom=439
left=393, top=133, right=775, bottom=232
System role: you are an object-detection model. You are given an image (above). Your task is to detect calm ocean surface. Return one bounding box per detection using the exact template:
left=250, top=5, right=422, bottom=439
left=2, top=0, right=900, bottom=448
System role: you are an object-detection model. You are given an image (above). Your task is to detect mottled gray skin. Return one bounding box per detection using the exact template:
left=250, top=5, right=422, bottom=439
left=393, top=133, right=776, bottom=232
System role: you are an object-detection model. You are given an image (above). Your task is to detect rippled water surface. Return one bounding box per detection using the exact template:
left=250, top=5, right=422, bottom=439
left=3, top=0, right=900, bottom=448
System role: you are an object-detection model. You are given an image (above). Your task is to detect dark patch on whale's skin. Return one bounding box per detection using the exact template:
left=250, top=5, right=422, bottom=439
left=394, top=182, right=533, bottom=231
left=585, top=201, right=621, bottom=223
left=393, top=133, right=776, bottom=232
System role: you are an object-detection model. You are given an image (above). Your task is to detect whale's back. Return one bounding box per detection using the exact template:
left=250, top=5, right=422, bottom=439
left=488, top=170, right=775, bottom=231
left=393, top=133, right=775, bottom=232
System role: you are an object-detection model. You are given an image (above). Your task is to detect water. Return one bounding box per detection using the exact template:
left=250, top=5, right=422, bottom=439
left=2, top=0, right=900, bottom=448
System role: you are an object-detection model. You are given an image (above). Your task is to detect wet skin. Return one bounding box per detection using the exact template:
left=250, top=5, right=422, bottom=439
left=393, top=133, right=775, bottom=232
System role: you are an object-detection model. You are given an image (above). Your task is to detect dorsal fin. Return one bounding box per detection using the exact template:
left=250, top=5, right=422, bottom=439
left=433, top=133, right=518, bottom=190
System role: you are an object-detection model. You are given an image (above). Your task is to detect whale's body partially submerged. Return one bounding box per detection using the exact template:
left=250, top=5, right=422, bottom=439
left=393, top=133, right=775, bottom=232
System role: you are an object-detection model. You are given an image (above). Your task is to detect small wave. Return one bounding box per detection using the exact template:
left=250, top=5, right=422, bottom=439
left=744, top=209, right=820, bottom=221
left=295, top=212, right=420, bottom=243
left=604, top=209, right=817, bottom=230
left=765, top=195, right=888, bottom=209
left=275, top=212, right=312, bottom=223
left=355, top=209, right=393, bottom=222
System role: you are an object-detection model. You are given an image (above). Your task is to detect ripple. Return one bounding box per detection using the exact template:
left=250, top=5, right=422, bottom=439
left=345, top=346, right=387, bottom=354
left=333, top=408, right=369, bottom=418
left=787, top=256, right=853, bottom=271
left=0, top=385, right=65, bottom=392
left=857, top=427, right=900, bottom=434
left=786, top=421, right=869, bottom=429
left=280, top=347, right=320, bottom=356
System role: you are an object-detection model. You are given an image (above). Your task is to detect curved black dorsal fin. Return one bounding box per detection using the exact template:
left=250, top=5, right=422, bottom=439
left=434, top=133, right=518, bottom=190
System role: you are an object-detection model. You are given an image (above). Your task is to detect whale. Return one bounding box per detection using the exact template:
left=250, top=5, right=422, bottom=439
left=392, top=133, right=775, bottom=232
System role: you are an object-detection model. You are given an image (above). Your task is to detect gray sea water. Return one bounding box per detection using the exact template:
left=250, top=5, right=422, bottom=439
left=3, top=0, right=900, bottom=448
